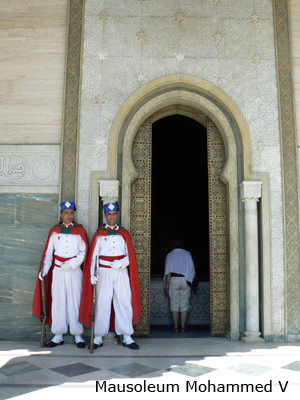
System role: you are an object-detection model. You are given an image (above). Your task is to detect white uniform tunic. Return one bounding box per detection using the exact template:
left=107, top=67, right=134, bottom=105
left=44, top=228, right=86, bottom=336
left=90, top=225, right=133, bottom=336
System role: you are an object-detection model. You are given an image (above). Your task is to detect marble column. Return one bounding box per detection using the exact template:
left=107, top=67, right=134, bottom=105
left=98, top=179, right=120, bottom=345
left=240, top=181, right=265, bottom=343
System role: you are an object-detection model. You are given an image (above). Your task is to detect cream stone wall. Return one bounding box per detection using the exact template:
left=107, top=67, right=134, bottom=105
left=0, top=1, right=69, bottom=340
left=0, top=0, right=68, bottom=147
left=0, top=0, right=68, bottom=193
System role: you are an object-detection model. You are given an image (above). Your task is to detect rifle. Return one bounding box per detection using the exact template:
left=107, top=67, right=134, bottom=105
left=90, top=255, right=98, bottom=353
left=40, top=258, right=47, bottom=347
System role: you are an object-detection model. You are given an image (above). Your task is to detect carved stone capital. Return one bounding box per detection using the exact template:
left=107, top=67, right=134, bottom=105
left=240, top=181, right=262, bottom=202
left=99, top=180, right=120, bottom=204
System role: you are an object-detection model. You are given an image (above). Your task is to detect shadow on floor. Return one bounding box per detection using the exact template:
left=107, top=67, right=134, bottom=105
left=149, top=325, right=212, bottom=338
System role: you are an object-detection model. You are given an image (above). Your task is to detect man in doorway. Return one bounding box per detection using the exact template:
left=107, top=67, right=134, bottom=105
left=79, top=202, right=141, bottom=350
left=33, top=201, right=89, bottom=348
left=164, top=239, right=195, bottom=333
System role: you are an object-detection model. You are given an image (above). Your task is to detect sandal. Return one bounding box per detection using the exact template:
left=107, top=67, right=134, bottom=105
left=180, top=328, right=189, bottom=333
left=170, top=328, right=179, bottom=333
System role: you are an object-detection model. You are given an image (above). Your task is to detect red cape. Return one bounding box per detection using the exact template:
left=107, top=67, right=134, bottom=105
left=32, top=222, right=89, bottom=326
left=79, top=225, right=141, bottom=330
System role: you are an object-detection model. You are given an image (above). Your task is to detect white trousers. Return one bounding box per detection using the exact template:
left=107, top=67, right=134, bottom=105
left=95, top=267, right=134, bottom=336
left=51, top=267, right=84, bottom=336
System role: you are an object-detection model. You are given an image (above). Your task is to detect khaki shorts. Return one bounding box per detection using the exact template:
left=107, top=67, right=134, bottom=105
left=169, top=276, right=191, bottom=312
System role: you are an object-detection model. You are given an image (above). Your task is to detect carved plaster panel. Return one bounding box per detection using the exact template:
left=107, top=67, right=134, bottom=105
left=0, top=145, right=60, bottom=188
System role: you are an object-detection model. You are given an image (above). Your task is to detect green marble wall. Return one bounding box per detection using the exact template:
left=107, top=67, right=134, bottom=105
left=0, top=194, right=59, bottom=341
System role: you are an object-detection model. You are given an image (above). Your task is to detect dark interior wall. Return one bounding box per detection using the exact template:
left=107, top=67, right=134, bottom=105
left=151, top=115, right=209, bottom=281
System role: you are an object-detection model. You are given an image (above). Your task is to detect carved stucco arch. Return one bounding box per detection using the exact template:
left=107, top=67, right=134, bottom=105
left=109, top=75, right=252, bottom=181
left=109, top=75, right=253, bottom=339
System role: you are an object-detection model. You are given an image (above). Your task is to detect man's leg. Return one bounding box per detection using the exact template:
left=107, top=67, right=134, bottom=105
left=49, top=268, right=67, bottom=346
left=66, top=269, right=85, bottom=347
left=94, top=268, right=113, bottom=345
left=112, top=269, right=139, bottom=349
left=169, top=277, right=180, bottom=332
left=180, top=311, right=188, bottom=330
left=112, top=269, right=133, bottom=336
left=171, top=311, right=179, bottom=330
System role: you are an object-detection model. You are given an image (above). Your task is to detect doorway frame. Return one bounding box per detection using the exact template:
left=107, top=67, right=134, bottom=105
left=106, top=75, right=272, bottom=340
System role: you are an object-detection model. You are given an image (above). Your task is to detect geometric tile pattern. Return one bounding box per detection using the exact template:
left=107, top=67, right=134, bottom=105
left=273, top=0, right=300, bottom=338
left=50, top=363, right=100, bottom=377
left=130, top=117, right=152, bottom=335
left=226, top=362, right=273, bottom=376
left=0, top=361, right=41, bottom=377
left=61, top=0, right=84, bottom=203
left=282, top=361, right=300, bottom=372
left=169, top=364, right=216, bottom=377
left=207, top=119, right=227, bottom=336
left=109, top=363, right=158, bottom=378
left=3, top=339, right=300, bottom=400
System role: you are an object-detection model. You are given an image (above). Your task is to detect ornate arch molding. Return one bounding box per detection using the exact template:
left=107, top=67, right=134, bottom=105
left=113, top=76, right=253, bottom=339
left=109, top=75, right=252, bottom=182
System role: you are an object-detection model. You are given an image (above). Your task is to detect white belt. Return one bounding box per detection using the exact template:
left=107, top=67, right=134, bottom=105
left=99, top=259, right=111, bottom=266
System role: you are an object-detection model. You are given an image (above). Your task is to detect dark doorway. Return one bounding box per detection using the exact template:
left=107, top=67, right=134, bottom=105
left=151, top=115, right=209, bottom=282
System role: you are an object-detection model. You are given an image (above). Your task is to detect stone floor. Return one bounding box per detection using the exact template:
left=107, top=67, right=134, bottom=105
left=1, top=330, right=300, bottom=399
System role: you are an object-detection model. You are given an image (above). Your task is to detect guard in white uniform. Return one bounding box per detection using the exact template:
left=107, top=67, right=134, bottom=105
left=89, top=203, right=139, bottom=350
left=38, top=201, right=88, bottom=348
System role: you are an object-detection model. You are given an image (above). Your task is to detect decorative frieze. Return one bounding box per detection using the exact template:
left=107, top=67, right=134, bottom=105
left=0, top=145, right=60, bottom=188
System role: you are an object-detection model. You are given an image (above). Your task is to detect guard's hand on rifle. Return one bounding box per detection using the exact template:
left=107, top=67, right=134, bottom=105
left=39, top=270, right=48, bottom=281
left=61, top=261, right=72, bottom=271
left=38, top=272, right=44, bottom=281
left=91, top=275, right=99, bottom=285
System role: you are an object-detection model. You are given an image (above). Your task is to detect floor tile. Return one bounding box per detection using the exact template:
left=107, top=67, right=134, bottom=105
left=226, top=362, right=273, bottom=376
left=282, top=361, right=300, bottom=372
left=169, top=363, right=216, bottom=377
left=109, top=362, right=159, bottom=378
left=0, top=361, right=41, bottom=377
left=50, top=363, right=100, bottom=377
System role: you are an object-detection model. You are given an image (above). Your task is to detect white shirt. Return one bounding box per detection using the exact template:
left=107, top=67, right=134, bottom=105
left=164, top=248, right=196, bottom=283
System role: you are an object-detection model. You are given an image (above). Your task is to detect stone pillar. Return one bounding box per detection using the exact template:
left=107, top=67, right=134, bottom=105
left=98, top=179, right=120, bottom=345
left=240, top=181, right=265, bottom=343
